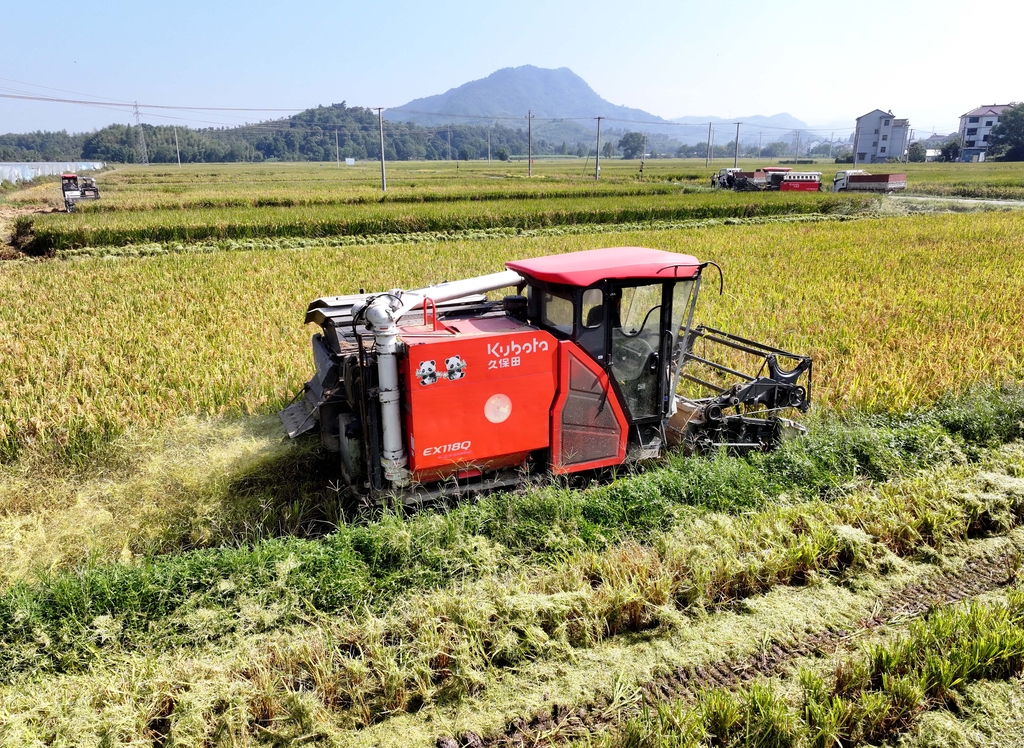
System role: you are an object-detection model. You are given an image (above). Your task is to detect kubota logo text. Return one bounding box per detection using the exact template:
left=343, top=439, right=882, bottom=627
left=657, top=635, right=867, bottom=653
left=487, top=337, right=549, bottom=370
left=486, top=338, right=549, bottom=358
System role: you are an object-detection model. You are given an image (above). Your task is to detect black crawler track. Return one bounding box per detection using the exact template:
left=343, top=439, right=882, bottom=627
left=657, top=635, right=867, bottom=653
left=436, top=545, right=1023, bottom=748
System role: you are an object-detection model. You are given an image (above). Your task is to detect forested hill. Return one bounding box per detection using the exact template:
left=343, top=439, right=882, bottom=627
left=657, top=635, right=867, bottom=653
left=385, top=65, right=666, bottom=126
left=0, top=103, right=595, bottom=164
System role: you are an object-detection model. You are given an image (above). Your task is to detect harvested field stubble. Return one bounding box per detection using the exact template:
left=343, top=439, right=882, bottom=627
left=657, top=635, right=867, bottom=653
left=1, top=428, right=1023, bottom=744
left=2, top=390, right=1024, bottom=702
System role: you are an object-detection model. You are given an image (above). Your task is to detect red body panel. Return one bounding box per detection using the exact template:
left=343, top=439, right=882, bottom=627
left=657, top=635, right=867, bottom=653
left=550, top=342, right=629, bottom=474
left=400, top=320, right=559, bottom=482
left=779, top=180, right=820, bottom=192
left=507, top=246, right=700, bottom=287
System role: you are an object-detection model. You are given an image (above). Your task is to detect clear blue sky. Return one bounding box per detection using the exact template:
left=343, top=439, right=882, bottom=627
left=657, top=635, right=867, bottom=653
left=1, top=0, right=1017, bottom=137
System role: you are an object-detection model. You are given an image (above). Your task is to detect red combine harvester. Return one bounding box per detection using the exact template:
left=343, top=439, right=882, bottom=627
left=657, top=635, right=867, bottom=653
left=777, top=172, right=822, bottom=191
left=281, top=247, right=812, bottom=503
left=732, top=167, right=821, bottom=192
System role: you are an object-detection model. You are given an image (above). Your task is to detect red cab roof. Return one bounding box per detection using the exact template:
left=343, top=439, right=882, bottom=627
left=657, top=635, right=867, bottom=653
left=61, top=173, right=77, bottom=178
left=506, top=247, right=701, bottom=287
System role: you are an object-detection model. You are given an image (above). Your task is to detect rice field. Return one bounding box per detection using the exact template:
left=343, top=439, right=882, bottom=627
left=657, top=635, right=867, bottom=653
left=3, top=210, right=1023, bottom=465
left=1, top=160, right=1024, bottom=746
left=21, top=190, right=873, bottom=252
left=14, top=159, right=1023, bottom=253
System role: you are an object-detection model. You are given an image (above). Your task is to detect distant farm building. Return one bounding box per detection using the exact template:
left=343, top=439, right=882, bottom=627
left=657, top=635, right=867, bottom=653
left=958, top=104, right=1011, bottom=162
left=852, top=110, right=910, bottom=165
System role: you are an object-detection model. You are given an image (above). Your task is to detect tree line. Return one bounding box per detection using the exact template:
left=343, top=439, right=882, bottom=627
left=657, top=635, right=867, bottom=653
left=9, top=101, right=1019, bottom=163
left=1, top=103, right=591, bottom=164
left=0, top=102, right=801, bottom=164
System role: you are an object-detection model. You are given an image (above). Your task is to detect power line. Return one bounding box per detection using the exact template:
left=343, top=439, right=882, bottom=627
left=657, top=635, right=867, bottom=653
left=1, top=85, right=862, bottom=149
left=0, top=78, right=134, bottom=104
left=2, top=90, right=861, bottom=136
left=0, top=91, right=304, bottom=113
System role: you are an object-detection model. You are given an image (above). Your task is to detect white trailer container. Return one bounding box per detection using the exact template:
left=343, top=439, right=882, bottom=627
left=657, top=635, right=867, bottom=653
left=832, top=170, right=907, bottom=193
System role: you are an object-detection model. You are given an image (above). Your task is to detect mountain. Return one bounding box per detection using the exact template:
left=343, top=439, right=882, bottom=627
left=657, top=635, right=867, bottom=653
left=384, top=65, right=668, bottom=130
left=669, top=113, right=809, bottom=131
left=384, top=66, right=823, bottom=145
left=664, top=113, right=812, bottom=144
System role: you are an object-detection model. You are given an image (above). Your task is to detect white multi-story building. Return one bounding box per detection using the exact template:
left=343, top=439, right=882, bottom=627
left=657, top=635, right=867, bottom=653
left=958, top=104, right=1010, bottom=162
left=852, top=110, right=910, bottom=165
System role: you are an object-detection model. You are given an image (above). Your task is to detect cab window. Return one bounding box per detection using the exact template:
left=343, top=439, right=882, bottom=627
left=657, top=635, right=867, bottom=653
left=618, top=284, right=662, bottom=334
left=581, top=288, right=603, bottom=329
left=540, top=291, right=574, bottom=335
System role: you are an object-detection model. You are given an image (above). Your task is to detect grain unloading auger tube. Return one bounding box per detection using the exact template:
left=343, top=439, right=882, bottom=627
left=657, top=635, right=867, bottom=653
left=280, top=247, right=813, bottom=504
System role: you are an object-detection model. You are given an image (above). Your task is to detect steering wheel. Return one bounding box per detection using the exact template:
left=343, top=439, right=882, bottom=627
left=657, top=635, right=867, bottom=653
left=612, top=335, right=653, bottom=380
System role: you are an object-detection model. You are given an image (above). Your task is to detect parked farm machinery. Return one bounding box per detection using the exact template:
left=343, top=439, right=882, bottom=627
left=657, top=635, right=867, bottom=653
left=281, top=247, right=812, bottom=503
left=731, top=168, right=823, bottom=192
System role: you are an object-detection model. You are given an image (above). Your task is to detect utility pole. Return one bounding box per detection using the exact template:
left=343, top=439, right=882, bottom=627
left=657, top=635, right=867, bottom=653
left=133, top=102, right=149, bottom=165
left=828, top=131, right=834, bottom=160
left=733, top=122, right=740, bottom=167
left=374, top=107, right=386, bottom=192
left=710, top=128, right=715, bottom=163
left=795, top=131, right=801, bottom=160
left=853, top=122, right=861, bottom=167
left=335, top=130, right=340, bottom=168
left=705, top=121, right=712, bottom=167
left=527, top=110, right=533, bottom=177
left=758, top=132, right=763, bottom=160
left=173, top=126, right=181, bottom=168
left=447, top=125, right=451, bottom=161
left=487, top=128, right=491, bottom=165
left=594, top=116, right=603, bottom=180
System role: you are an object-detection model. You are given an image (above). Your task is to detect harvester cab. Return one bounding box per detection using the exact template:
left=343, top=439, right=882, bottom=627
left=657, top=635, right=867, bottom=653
left=281, top=247, right=812, bottom=504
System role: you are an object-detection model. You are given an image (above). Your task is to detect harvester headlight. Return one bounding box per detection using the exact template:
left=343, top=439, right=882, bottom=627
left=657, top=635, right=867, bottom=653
left=484, top=393, right=512, bottom=424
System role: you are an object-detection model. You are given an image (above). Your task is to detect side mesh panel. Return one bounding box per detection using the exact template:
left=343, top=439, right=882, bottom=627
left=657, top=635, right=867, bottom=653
left=559, top=353, right=622, bottom=468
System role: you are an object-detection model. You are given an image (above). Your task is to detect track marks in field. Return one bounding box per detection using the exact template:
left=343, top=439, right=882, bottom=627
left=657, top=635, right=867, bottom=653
left=438, top=542, right=1023, bottom=748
